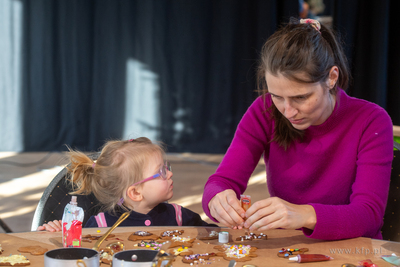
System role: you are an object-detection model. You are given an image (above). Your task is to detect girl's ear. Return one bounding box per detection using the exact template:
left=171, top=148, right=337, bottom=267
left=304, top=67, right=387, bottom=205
left=127, top=185, right=143, bottom=202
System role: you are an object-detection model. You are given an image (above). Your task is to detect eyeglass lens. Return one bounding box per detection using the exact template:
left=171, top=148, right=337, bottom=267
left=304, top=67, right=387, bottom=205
left=161, top=161, right=171, bottom=179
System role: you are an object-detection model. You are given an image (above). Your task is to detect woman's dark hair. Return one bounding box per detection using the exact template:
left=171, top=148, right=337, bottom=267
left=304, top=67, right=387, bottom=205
left=257, top=19, right=350, bottom=149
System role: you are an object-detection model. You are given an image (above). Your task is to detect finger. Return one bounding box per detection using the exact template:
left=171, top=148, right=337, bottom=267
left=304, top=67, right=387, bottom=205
left=245, top=198, right=273, bottom=218
left=222, top=198, right=245, bottom=226
left=210, top=202, right=240, bottom=227
left=37, top=226, right=45, bottom=231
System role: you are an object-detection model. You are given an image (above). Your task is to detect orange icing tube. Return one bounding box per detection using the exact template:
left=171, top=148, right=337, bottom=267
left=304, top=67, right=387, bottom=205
left=240, top=195, right=251, bottom=211
left=289, top=254, right=333, bottom=263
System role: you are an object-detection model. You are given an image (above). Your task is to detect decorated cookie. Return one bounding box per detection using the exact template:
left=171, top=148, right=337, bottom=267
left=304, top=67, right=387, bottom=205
left=160, top=230, right=184, bottom=240
left=235, top=232, right=267, bottom=242
left=169, top=246, right=194, bottom=256
left=128, top=231, right=159, bottom=241
left=18, top=246, right=48, bottom=255
left=182, top=253, right=216, bottom=264
left=0, top=255, right=30, bottom=266
left=82, top=234, right=116, bottom=243
left=134, top=240, right=165, bottom=250
left=198, top=230, right=219, bottom=240
left=100, top=248, right=113, bottom=265
left=169, top=236, right=195, bottom=248
left=106, top=242, right=124, bottom=253
left=214, top=244, right=257, bottom=262
left=277, top=248, right=309, bottom=258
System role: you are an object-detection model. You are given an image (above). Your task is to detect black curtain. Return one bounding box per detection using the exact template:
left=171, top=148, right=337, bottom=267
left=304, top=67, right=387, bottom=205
left=21, top=0, right=398, bottom=153
left=21, top=0, right=298, bottom=153
left=334, top=0, right=400, bottom=125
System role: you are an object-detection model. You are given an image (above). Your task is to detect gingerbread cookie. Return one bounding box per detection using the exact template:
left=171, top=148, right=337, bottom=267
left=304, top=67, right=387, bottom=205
left=277, top=248, right=309, bottom=258
left=82, top=234, right=116, bottom=243
left=100, top=248, right=113, bottom=265
left=197, top=230, right=219, bottom=240
left=134, top=240, right=165, bottom=250
left=169, top=236, right=195, bottom=248
left=128, top=231, right=159, bottom=241
left=106, top=242, right=124, bottom=253
left=235, top=232, right=267, bottom=242
left=182, top=253, right=216, bottom=264
left=169, top=246, right=194, bottom=256
left=160, top=230, right=184, bottom=240
left=0, top=255, right=30, bottom=266
left=18, top=246, right=48, bottom=255
left=214, top=244, right=257, bottom=262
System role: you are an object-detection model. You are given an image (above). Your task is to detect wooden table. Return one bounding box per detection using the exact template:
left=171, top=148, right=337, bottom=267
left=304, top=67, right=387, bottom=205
left=2, top=226, right=400, bottom=266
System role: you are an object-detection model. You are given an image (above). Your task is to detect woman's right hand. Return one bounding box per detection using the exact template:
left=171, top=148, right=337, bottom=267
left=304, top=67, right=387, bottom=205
left=208, top=189, right=245, bottom=229
left=36, top=220, right=62, bottom=232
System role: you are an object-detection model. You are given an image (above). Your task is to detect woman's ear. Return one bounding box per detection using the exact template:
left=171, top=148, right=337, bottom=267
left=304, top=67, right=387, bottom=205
left=127, top=185, right=143, bottom=202
left=328, top=66, right=339, bottom=89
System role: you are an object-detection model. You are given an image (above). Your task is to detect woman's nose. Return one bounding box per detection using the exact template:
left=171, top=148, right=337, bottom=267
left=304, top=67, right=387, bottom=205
left=283, top=102, right=298, bottom=119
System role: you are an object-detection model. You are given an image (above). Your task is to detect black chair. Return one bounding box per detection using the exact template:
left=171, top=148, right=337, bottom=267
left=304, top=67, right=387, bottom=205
left=31, top=153, right=101, bottom=231
left=381, top=141, right=400, bottom=241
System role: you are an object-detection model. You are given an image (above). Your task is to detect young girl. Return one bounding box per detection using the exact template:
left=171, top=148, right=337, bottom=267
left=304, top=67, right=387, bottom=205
left=38, top=137, right=215, bottom=231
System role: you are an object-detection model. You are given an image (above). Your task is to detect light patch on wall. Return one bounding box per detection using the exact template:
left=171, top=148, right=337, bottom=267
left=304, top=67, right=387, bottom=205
left=123, top=59, right=160, bottom=141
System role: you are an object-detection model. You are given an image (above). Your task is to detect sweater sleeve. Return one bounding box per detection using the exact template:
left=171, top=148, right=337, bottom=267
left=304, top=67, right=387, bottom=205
left=202, top=96, right=272, bottom=221
left=304, top=108, right=393, bottom=240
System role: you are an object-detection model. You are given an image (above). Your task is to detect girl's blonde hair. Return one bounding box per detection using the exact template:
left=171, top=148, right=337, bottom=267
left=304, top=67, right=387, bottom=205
left=67, top=137, right=165, bottom=214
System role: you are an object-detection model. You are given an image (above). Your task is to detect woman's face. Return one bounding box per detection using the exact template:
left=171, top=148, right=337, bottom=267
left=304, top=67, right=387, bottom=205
left=265, top=70, right=337, bottom=130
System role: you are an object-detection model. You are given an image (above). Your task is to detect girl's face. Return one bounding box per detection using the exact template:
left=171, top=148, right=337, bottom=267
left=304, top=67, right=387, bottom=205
left=140, top=153, right=174, bottom=208
left=266, top=70, right=337, bottom=131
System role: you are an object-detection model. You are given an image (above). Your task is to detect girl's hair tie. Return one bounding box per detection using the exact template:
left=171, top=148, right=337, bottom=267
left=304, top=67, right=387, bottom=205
left=300, top=18, right=321, bottom=33
left=92, top=162, right=96, bottom=168
left=117, top=198, right=124, bottom=206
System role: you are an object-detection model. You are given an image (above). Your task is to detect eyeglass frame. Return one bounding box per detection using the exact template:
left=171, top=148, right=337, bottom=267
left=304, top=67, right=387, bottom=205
left=131, top=161, right=172, bottom=186
left=117, top=161, right=171, bottom=206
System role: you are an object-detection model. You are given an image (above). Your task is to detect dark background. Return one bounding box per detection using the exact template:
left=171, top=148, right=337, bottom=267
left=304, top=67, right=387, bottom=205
left=20, top=0, right=399, bottom=153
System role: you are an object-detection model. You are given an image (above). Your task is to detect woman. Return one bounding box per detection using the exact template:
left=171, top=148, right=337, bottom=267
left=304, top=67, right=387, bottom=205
left=202, top=19, right=393, bottom=240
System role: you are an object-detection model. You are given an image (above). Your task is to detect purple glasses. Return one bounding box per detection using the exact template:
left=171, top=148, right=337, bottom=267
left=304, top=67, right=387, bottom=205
left=131, top=161, right=172, bottom=186
left=117, top=161, right=172, bottom=206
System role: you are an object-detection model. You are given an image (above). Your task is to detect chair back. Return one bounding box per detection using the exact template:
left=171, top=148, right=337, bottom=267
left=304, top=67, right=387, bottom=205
left=381, top=141, right=400, bottom=241
left=31, top=153, right=101, bottom=231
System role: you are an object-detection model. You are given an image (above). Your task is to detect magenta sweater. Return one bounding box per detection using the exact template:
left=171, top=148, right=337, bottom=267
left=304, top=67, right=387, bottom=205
left=202, top=89, right=393, bottom=240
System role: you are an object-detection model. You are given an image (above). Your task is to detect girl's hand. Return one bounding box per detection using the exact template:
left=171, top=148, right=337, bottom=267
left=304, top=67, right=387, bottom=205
left=243, top=197, right=316, bottom=231
left=37, top=220, right=62, bottom=232
left=208, top=189, right=245, bottom=229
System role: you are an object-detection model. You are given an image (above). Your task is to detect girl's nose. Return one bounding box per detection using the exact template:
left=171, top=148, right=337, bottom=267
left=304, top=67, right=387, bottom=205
left=166, top=170, right=173, bottom=179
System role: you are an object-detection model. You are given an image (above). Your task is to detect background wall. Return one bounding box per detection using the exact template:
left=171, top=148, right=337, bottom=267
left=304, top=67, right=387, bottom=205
left=0, top=0, right=398, bottom=153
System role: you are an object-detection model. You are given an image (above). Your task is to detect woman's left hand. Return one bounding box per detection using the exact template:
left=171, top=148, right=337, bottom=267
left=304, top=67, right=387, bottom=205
left=243, top=197, right=316, bottom=231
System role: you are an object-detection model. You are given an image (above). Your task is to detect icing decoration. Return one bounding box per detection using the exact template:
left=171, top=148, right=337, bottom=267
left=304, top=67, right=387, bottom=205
left=235, top=232, right=267, bottom=241
left=134, top=240, right=164, bottom=250
left=214, top=244, right=258, bottom=262
left=277, top=248, right=309, bottom=258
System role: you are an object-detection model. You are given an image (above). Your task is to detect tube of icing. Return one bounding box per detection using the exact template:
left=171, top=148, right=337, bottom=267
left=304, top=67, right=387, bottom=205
left=289, top=254, right=332, bottom=263
left=240, top=195, right=251, bottom=211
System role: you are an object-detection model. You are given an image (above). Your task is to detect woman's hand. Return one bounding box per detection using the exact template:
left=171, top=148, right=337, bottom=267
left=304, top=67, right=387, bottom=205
left=243, top=197, right=316, bottom=231
left=208, top=189, right=246, bottom=229
left=37, top=220, right=62, bottom=232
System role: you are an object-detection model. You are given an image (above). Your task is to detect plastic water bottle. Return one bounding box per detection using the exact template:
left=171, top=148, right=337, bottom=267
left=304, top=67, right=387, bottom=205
left=62, top=196, right=84, bottom=247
